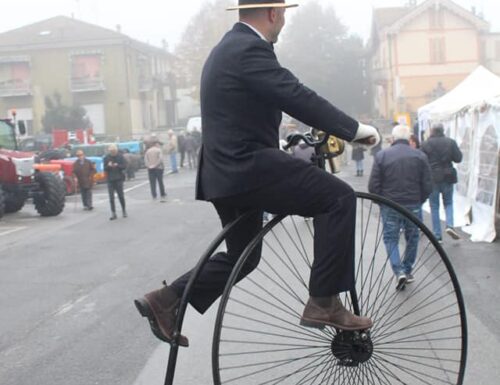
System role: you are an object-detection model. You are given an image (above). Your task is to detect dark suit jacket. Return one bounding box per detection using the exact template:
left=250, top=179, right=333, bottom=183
left=196, top=22, right=359, bottom=201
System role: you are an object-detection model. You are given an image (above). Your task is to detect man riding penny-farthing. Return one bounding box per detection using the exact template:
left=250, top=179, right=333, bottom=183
left=134, top=1, right=467, bottom=384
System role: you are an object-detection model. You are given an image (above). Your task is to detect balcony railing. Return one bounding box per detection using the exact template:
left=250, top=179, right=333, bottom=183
left=0, top=79, right=32, bottom=97
left=70, top=77, right=105, bottom=92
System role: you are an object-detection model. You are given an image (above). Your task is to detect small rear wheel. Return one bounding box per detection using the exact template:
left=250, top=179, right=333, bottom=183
left=212, top=192, right=467, bottom=385
left=34, top=172, right=66, bottom=216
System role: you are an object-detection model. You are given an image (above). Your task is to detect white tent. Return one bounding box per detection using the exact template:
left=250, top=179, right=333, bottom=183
left=418, top=66, right=500, bottom=242
left=419, top=66, right=500, bottom=123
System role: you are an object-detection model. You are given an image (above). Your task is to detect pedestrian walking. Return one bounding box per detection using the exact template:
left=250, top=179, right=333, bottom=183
left=144, top=140, right=167, bottom=202
left=135, top=0, right=380, bottom=347
left=184, top=133, right=198, bottom=169
left=421, top=123, right=463, bottom=241
left=103, top=145, right=127, bottom=220
left=351, top=143, right=366, bottom=176
left=368, top=124, right=432, bottom=290
left=123, top=149, right=139, bottom=180
left=178, top=132, right=186, bottom=168
left=72, top=150, right=96, bottom=210
left=166, top=129, right=178, bottom=174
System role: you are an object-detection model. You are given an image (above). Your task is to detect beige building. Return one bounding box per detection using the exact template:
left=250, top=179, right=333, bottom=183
left=0, top=16, right=177, bottom=139
left=368, top=0, right=500, bottom=121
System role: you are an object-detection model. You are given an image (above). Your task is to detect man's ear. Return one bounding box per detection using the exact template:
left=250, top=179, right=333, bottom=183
left=268, top=8, right=277, bottom=23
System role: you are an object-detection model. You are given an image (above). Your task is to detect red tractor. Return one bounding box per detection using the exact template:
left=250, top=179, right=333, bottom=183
left=0, top=119, right=65, bottom=219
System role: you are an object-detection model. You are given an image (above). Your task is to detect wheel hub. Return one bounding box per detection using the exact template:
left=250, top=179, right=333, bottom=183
left=331, top=330, right=373, bottom=366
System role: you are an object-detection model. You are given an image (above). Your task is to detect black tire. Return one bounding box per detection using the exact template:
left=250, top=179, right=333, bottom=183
left=4, top=195, right=25, bottom=214
left=0, top=187, right=5, bottom=219
left=34, top=172, right=66, bottom=217
left=212, top=192, right=467, bottom=385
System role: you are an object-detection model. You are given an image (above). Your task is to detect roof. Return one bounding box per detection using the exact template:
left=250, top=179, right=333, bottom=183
left=372, top=7, right=409, bottom=30
left=0, top=16, right=171, bottom=56
left=418, top=66, right=500, bottom=120
left=372, top=0, right=490, bottom=37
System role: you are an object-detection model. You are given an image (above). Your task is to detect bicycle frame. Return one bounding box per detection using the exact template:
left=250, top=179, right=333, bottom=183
left=163, top=211, right=257, bottom=385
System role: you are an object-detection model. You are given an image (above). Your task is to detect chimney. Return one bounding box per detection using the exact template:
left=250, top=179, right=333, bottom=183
left=116, top=24, right=122, bottom=34
left=471, top=6, right=476, bottom=15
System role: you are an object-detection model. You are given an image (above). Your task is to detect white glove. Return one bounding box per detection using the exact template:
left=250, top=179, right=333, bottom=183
left=353, top=122, right=381, bottom=148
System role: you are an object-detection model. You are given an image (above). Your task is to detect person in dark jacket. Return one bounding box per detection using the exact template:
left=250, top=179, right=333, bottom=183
left=351, top=143, right=366, bottom=176
left=369, top=125, right=432, bottom=289
left=421, top=123, right=463, bottom=241
left=134, top=0, right=380, bottom=347
left=103, top=145, right=127, bottom=220
left=73, top=150, right=96, bottom=210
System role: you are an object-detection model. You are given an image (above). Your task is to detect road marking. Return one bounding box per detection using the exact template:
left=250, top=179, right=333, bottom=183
left=125, top=181, right=149, bottom=193
left=54, top=295, right=89, bottom=316
left=0, top=227, right=27, bottom=237
left=110, top=264, right=129, bottom=278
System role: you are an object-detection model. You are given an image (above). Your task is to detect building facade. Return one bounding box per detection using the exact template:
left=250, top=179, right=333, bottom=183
left=368, top=0, right=500, bottom=121
left=0, top=16, right=177, bottom=139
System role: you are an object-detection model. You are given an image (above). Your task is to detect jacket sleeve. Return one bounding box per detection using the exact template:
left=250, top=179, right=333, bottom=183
left=239, top=40, right=358, bottom=141
left=420, top=155, right=433, bottom=202
left=368, top=154, right=382, bottom=195
left=451, top=140, right=463, bottom=163
left=117, top=154, right=127, bottom=170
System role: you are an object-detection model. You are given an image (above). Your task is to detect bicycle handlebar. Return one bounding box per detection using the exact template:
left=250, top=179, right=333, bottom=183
left=283, top=129, right=329, bottom=151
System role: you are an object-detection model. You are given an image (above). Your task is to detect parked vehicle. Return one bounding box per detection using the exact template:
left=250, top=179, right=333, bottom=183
left=0, top=119, right=65, bottom=218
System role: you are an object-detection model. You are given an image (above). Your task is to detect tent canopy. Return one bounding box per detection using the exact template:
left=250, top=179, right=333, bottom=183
left=418, top=66, right=500, bottom=121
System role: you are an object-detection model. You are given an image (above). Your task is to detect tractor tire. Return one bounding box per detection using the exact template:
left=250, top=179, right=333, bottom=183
left=0, top=187, right=5, bottom=219
left=34, top=172, right=66, bottom=217
left=4, top=195, right=25, bottom=214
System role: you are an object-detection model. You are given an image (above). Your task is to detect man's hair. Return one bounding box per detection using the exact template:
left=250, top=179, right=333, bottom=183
left=108, top=144, right=118, bottom=152
left=239, top=7, right=267, bottom=19
left=392, top=124, right=411, bottom=141
left=431, top=123, right=445, bottom=135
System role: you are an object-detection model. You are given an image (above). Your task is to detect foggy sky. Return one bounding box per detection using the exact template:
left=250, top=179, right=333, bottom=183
left=0, top=0, right=498, bottom=49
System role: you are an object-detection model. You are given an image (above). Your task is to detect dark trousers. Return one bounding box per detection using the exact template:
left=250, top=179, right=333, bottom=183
left=171, top=164, right=356, bottom=314
left=148, top=168, right=166, bottom=198
left=107, top=180, right=126, bottom=213
left=80, top=187, right=92, bottom=208
left=179, top=151, right=186, bottom=167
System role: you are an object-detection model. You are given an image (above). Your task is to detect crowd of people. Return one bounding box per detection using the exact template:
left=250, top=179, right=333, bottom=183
left=71, top=127, right=202, bottom=221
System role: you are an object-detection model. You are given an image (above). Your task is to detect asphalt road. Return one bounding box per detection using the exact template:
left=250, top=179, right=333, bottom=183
left=0, top=160, right=499, bottom=385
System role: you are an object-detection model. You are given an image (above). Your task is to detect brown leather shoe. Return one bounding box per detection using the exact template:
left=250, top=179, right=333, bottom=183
left=134, top=282, right=189, bottom=347
left=300, top=295, right=373, bottom=331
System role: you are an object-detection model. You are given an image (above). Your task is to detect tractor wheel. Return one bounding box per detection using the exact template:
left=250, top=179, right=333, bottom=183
left=34, top=173, right=66, bottom=217
left=0, top=187, right=5, bottom=219
left=4, top=195, right=25, bottom=214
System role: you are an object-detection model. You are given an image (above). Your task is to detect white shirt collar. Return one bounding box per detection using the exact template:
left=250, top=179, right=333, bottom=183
left=239, top=22, right=268, bottom=42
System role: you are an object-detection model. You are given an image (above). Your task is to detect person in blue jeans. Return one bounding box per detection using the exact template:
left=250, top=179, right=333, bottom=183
left=421, top=124, right=463, bottom=241
left=369, top=124, right=432, bottom=290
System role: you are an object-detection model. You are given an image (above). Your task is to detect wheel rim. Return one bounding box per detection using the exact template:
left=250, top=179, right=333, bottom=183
left=213, top=193, right=467, bottom=385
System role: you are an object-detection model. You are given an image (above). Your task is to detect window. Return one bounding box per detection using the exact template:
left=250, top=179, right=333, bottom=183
left=70, top=53, right=104, bottom=92
left=0, top=120, right=16, bottom=150
left=430, top=37, right=446, bottom=64
left=495, top=40, right=500, bottom=61
left=0, top=60, right=31, bottom=96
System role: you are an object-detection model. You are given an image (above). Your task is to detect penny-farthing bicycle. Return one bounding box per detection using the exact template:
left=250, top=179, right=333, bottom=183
left=162, top=130, right=467, bottom=385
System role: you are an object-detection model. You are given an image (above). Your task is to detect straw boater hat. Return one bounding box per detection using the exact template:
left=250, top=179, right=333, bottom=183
left=227, top=0, right=298, bottom=11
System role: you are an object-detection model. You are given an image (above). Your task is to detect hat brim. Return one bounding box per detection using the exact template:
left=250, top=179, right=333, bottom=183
left=227, top=3, right=298, bottom=10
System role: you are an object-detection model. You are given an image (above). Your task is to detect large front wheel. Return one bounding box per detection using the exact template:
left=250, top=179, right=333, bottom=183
left=212, top=192, right=467, bottom=385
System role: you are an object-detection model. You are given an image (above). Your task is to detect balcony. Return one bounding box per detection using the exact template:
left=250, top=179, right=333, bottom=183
left=70, top=77, right=105, bottom=93
left=0, top=79, right=32, bottom=97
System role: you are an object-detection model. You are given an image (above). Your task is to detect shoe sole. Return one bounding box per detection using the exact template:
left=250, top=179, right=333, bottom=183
left=300, top=317, right=373, bottom=331
left=134, top=298, right=188, bottom=347
left=445, top=228, right=460, bottom=240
